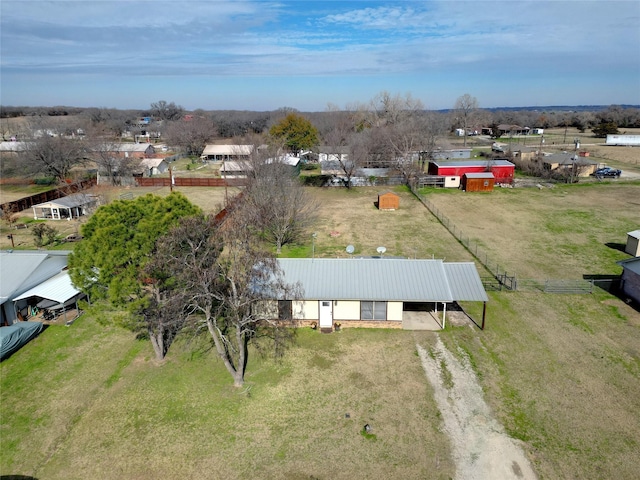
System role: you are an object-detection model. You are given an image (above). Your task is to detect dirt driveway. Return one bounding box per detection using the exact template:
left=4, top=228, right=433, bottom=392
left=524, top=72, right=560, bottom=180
left=418, top=337, right=538, bottom=480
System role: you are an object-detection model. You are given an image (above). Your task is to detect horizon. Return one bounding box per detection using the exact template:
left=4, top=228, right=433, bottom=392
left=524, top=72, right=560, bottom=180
left=1, top=1, right=639, bottom=112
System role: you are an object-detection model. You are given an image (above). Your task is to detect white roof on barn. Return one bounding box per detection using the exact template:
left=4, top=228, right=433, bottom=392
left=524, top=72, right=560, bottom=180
left=276, top=258, right=488, bottom=302
left=13, top=270, right=80, bottom=304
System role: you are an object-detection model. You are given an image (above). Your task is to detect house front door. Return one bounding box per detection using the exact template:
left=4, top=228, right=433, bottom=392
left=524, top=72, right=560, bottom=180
left=319, top=301, right=333, bottom=328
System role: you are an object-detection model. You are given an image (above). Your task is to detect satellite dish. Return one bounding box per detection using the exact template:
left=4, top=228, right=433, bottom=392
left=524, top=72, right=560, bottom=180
left=376, top=246, right=386, bottom=257
left=346, top=245, right=355, bottom=255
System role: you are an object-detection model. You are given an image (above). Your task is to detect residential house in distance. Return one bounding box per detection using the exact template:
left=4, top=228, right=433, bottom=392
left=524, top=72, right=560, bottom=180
left=497, top=124, right=530, bottom=136
left=540, top=153, right=598, bottom=177
left=139, top=158, right=169, bottom=176
left=201, top=144, right=254, bottom=162
left=31, top=193, right=98, bottom=220
left=112, top=143, right=156, bottom=158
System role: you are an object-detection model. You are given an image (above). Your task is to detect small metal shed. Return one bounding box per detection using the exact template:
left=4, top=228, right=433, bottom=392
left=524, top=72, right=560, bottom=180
left=625, top=230, right=640, bottom=256
left=378, top=192, right=400, bottom=210
left=462, top=172, right=495, bottom=192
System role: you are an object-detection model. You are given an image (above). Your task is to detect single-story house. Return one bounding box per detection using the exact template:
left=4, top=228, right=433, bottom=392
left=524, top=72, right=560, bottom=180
left=541, top=153, right=598, bottom=177
left=275, top=258, right=488, bottom=330
left=201, top=144, right=254, bottom=162
left=111, top=143, right=155, bottom=158
left=0, top=250, right=73, bottom=325
left=31, top=193, right=98, bottom=220
left=617, top=257, right=640, bottom=305
left=462, top=172, right=494, bottom=192
left=427, top=160, right=515, bottom=185
left=139, top=158, right=169, bottom=176
left=318, top=146, right=349, bottom=163
left=220, top=160, right=252, bottom=178
left=431, top=149, right=472, bottom=160
left=497, top=124, right=530, bottom=136
left=625, top=230, right=640, bottom=256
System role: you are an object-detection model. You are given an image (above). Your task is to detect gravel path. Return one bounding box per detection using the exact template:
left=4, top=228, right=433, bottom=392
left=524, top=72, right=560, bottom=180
left=417, top=337, right=538, bottom=480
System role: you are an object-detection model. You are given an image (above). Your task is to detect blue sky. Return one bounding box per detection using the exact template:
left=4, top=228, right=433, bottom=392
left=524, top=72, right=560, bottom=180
left=1, top=0, right=639, bottom=112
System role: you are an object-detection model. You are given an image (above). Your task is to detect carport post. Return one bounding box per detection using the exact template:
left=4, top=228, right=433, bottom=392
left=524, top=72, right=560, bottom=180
left=442, top=302, right=447, bottom=329
left=481, top=302, right=487, bottom=330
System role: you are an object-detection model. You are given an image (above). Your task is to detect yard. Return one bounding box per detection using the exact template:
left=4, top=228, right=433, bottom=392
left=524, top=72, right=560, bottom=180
left=1, top=178, right=640, bottom=479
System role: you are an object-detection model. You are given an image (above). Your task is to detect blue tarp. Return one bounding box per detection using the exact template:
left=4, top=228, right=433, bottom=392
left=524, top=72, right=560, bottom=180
left=0, top=321, right=43, bottom=361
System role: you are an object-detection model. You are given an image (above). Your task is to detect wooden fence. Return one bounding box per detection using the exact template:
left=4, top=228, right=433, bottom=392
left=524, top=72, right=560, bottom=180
left=135, top=177, right=247, bottom=187
left=0, top=178, right=97, bottom=216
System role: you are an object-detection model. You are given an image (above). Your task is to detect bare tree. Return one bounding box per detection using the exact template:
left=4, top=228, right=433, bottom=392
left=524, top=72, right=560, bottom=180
left=150, top=100, right=184, bottom=121
left=91, top=139, right=137, bottom=185
left=322, top=106, right=358, bottom=188
left=20, top=134, right=88, bottom=183
left=243, top=158, right=318, bottom=253
left=454, top=94, right=479, bottom=147
left=164, top=115, right=216, bottom=156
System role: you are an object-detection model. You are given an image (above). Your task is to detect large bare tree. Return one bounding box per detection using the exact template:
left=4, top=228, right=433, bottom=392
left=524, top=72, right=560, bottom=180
left=454, top=93, right=479, bottom=147
left=164, top=115, right=216, bottom=156
left=242, top=158, right=318, bottom=253
left=20, top=134, right=89, bottom=183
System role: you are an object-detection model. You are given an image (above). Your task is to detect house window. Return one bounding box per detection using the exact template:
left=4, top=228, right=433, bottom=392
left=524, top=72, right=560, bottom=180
left=278, top=300, right=292, bottom=320
left=361, top=301, right=387, bottom=320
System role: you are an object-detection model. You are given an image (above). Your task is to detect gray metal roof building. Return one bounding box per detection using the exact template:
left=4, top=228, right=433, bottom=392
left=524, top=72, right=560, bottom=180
left=276, top=258, right=488, bottom=303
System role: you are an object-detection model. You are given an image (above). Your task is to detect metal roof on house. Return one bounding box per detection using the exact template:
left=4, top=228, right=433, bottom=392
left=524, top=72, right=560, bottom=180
left=202, top=145, right=253, bottom=156
left=276, top=258, right=487, bottom=303
left=116, top=143, right=153, bottom=152
left=430, top=159, right=515, bottom=168
left=13, top=271, right=80, bottom=304
left=617, top=256, right=640, bottom=275
left=0, top=251, right=70, bottom=304
left=32, top=193, right=96, bottom=209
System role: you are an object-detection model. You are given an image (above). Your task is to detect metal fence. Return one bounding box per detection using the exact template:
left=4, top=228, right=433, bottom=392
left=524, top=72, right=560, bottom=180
left=411, top=187, right=598, bottom=294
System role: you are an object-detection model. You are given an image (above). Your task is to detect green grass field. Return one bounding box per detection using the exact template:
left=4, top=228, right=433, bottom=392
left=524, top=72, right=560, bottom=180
left=2, top=181, right=640, bottom=478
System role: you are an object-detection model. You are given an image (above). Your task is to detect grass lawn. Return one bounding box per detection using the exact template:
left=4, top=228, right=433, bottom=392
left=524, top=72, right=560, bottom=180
left=2, top=175, right=640, bottom=479
left=0, top=317, right=455, bottom=479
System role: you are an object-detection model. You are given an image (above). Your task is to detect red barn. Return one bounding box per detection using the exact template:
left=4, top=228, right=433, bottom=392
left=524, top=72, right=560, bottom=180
left=427, top=160, right=515, bottom=185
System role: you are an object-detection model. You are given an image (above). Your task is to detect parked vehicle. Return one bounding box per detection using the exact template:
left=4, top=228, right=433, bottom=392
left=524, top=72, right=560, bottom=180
left=592, top=167, right=622, bottom=178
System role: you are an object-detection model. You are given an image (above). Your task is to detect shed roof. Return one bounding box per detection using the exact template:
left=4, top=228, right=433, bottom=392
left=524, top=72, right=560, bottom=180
left=276, top=258, right=487, bottom=303
left=627, top=230, right=640, bottom=240
left=139, top=158, right=166, bottom=168
left=464, top=172, right=495, bottom=179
